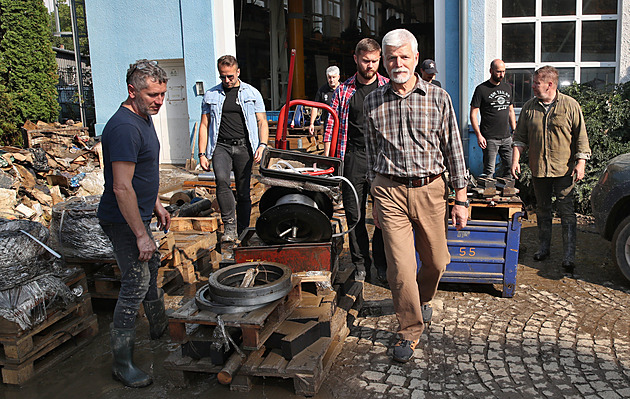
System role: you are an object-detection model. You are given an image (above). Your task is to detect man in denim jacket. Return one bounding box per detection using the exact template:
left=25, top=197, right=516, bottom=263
left=199, top=55, right=269, bottom=242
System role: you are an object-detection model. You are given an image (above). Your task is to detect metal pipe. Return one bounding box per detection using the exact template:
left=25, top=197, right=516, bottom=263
left=459, top=0, right=469, bottom=150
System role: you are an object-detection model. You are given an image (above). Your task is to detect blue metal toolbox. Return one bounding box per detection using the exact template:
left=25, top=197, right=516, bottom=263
left=417, top=212, right=522, bottom=298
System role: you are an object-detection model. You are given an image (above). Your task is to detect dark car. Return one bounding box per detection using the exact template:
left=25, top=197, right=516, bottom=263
left=591, top=152, right=630, bottom=281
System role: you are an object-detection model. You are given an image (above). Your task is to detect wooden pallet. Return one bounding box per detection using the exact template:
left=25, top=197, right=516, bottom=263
left=168, top=280, right=302, bottom=351
left=0, top=313, right=98, bottom=385
left=77, top=232, right=219, bottom=299
left=0, top=269, right=98, bottom=385
left=236, top=326, right=350, bottom=396
left=0, top=269, right=89, bottom=337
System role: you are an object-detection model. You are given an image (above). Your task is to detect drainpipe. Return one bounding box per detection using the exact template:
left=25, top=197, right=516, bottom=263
left=459, top=0, right=470, bottom=164
left=287, top=0, right=305, bottom=99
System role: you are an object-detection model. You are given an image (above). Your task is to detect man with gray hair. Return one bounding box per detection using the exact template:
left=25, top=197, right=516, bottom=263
left=98, top=59, right=172, bottom=387
left=309, top=65, right=340, bottom=135
left=364, top=29, right=468, bottom=363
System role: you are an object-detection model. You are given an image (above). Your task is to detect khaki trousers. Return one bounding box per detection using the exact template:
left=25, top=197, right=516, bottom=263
left=371, top=174, right=450, bottom=340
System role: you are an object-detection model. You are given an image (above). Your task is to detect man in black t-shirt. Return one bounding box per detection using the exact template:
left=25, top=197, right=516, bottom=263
left=309, top=65, right=340, bottom=135
left=199, top=55, right=269, bottom=244
left=98, top=59, right=171, bottom=388
left=470, top=59, right=517, bottom=177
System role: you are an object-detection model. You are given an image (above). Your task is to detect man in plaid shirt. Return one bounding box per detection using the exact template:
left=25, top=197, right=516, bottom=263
left=364, top=29, right=469, bottom=363
left=324, top=38, right=389, bottom=283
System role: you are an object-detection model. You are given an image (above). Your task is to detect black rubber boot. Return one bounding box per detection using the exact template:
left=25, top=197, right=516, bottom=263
left=534, top=218, right=552, bottom=261
left=562, top=221, right=577, bottom=273
left=110, top=325, right=153, bottom=388
left=143, top=289, right=168, bottom=340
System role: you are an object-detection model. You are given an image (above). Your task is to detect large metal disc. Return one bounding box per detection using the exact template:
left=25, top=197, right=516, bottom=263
left=259, top=186, right=334, bottom=218
left=256, top=203, right=333, bottom=245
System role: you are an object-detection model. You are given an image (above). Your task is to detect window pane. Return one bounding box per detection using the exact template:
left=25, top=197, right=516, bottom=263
left=506, top=68, right=534, bottom=108
left=313, top=0, right=322, bottom=14
left=502, top=0, right=535, bottom=17
left=541, top=22, right=575, bottom=62
left=502, top=23, right=535, bottom=63
left=542, top=0, right=576, bottom=16
left=583, top=0, right=617, bottom=14
left=581, top=21, right=617, bottom=62
left=581, top=67, right=616, bottom=88
left=556, top=68, right=576, bottom=89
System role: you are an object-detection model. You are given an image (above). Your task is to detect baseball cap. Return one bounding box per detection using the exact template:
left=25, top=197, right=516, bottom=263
left=421, top=59, right=438, bottom=74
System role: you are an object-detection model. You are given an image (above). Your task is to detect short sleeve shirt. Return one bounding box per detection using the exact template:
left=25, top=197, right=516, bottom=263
left=98, top=106, right=160, bottom=223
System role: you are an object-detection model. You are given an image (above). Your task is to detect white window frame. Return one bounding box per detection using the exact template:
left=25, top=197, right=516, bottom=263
left=499, top=0, right=620, bottom=85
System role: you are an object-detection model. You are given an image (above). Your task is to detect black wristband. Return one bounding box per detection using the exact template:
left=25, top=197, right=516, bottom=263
left=198, top=152, right=206, bottom=158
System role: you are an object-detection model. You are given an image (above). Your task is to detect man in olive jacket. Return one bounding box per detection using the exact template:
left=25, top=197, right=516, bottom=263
left=511, top=66, right=591, bottom=273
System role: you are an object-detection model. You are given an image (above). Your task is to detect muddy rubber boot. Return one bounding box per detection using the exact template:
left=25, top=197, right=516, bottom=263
left=142, top=289, right=168, bottom=340
left=110, top=326, right=152, bottom=388
left=561, top=221, right=577, bottom=273
left=222, top=220, right=238, bottom=243
left=534, top=219, right=552, bottom=261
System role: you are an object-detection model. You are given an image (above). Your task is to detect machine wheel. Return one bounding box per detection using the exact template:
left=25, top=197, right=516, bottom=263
left=612, top=215, right=630, bottom=282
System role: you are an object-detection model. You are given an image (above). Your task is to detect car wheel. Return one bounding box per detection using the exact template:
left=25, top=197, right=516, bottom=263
left=612, top=215, right=630, bottom=281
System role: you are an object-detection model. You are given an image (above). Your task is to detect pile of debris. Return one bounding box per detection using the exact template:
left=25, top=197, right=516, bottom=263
left=0, top=121, right=104, bottom=225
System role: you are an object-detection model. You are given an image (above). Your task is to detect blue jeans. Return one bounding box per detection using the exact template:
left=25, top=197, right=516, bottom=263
left=482, top=136, right=513, bottom=178
left=100, top=221, right=160, bottom=329
left=212, top=142, right=254, bottom=234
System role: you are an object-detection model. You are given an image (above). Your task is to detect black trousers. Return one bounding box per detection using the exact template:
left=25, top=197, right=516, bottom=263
left=342, top=148, right=386, bottom=274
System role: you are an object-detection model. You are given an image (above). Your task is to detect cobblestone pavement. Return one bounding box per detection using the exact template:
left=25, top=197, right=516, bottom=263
left=324, top=219, right=630, bottom=399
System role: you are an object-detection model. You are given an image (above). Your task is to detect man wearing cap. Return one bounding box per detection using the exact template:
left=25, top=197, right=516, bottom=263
left=420, top=59, right=441, bottom=87
left=309, top=65, right=340, bottom=135
left=470, top=59, right=517, bottom=178
left=199, top=55, right=269, bottom=244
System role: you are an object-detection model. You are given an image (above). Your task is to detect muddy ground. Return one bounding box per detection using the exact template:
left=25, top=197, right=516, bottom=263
left=1, top=167, right=629, bottom=398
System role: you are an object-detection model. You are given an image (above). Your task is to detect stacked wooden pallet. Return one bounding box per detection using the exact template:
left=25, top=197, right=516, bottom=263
left=66, top=217, right=222, bottom=299
left=163, top=268, right=362, bottom=396
left=0, top=270, right=98, bottom=385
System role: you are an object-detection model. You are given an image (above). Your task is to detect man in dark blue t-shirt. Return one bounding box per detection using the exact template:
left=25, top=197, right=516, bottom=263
left=98, top=59, right=171, bottom=389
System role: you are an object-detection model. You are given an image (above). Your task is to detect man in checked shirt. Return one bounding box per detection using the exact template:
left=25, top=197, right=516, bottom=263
left=364, top=29, right=469, bottom=363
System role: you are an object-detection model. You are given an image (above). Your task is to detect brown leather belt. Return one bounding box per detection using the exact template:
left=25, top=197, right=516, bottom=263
left=383, top=173, right=442, bottom=188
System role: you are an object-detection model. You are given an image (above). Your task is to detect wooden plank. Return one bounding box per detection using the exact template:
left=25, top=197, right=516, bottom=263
left=258, top=349, right=288, bottom=373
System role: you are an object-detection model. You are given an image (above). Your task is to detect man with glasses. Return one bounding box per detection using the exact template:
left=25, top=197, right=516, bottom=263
left=511, top=65, right=590, bottom=273
left=198, top=55, right=269, bottom=246
left=98, top=59, right=171, bottom=388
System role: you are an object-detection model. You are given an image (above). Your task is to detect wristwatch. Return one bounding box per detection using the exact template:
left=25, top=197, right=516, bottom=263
left=454, top=199, right=470, bottom=208
left=198, top=152, right=206, bottom=158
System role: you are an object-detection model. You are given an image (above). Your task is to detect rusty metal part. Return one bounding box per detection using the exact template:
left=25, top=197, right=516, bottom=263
left=195, top=285, right=268, bottom=314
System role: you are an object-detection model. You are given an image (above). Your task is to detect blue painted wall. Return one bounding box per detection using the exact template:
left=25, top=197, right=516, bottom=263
left=443, top=0, right=460, bottom=123
left=467, top=0, right=487, bottom=176
left=84, top=0, right=217, bottom=145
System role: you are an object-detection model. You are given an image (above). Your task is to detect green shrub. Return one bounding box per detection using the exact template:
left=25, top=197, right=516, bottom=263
left=517, top=82, right=630, bottom=215
left=0, top=0, right=60, bottom=145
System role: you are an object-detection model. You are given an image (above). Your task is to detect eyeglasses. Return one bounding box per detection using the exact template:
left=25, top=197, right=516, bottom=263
left=219, top=74, right=235, bottom=81
left=128, top=60, right=158, bottom=76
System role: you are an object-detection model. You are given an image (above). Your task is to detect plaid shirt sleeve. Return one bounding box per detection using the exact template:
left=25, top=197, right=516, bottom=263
left=439, top=91, right=468, bottom=189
